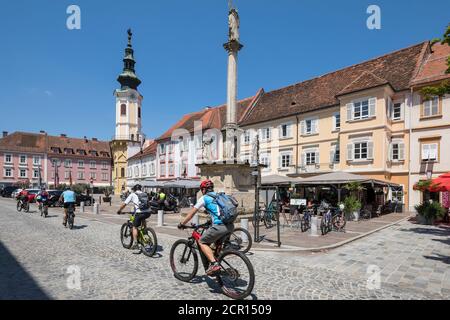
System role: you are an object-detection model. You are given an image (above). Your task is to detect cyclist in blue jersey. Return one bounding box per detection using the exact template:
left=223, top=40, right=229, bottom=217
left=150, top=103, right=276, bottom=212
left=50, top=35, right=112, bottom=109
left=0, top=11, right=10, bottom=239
left=59, top=186, right=76, bottom=227
left=178, top=180, right=234, bottom=276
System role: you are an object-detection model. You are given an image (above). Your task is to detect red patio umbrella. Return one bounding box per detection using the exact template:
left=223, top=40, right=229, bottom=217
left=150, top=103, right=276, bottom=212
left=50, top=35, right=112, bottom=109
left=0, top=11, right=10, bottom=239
left=430, top=172, right=450, bottom=192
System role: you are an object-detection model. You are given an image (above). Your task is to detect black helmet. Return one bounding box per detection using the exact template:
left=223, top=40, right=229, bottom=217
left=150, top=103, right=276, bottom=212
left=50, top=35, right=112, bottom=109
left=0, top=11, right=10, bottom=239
left=132, top=184, right=142, bottom=192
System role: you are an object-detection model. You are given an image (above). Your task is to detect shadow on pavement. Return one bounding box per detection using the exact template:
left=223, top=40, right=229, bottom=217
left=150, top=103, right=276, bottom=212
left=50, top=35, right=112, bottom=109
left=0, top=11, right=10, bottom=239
left=424, top=254, right=450, bottom=265
left=432, top=238, right=450, bottom=245
left=399, top=227, right=450, bottom=237
left=0, top=242, right=51, bottom=299
left=71, top=225, right=88, bottom=230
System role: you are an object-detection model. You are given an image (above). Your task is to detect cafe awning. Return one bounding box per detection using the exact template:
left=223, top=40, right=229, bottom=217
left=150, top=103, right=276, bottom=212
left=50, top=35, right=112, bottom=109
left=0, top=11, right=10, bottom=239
left=261, top=174, right=304, bottom=185
left=297, top=171, right=399, bottom=187
left=161, top=179, right=201, bottom=189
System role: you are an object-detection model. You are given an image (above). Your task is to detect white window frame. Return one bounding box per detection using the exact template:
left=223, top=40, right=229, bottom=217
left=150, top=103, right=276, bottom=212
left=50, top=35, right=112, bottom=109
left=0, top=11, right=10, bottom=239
left=390, top=140, right=405, bottom=162
left=64, top=159, right=72, bottom=168
left=19, top=169, right=27, bottom=178
left=243, top=130, right=251, bottom=144
left=305, top=152, right=317, bottom=165
left=64, top=171, right=70, bottom=179
left=280, top=123, right=293, bottom=139
left=354, top=142, right=369, bottom=160
left=90, top=172, right=97, bottom=180
left=33, top=169, right=39, bottom=179
left=102, top=173, right=108, bottom=181
left=333, top=113, right=341, bottom=131
left=78, top=160, right=84, bottom=168
left=160, top=164, right=166, bottom=177
left=78, top=172, right=84, bottom=180
left=260, top=153, right=271, bottom=170
left=330, top=144, right=340, bottom=164
left=423, top=96, right=439, bottom=117
left=33, top=156, right=41, bottom=166
left=102, top=162, right=108, bottom=169
left=392, top=102, right=403, bottom=121
left=159, top=143, right=166, bottom=154
left=4, top=168, right=12, bottom=177
left=169, top=164, right=175, bottom=176
left=348, top=97, right=376, bottom=121
left=150, top=163, right=155, bottom=176
left=421, top=143, right=438, bottom=162
left=4, top=154, right=12, bottom=164
left=302, top=118, right=318, bottom=135
left=19, top=154, right=27, bottom=164
left=90, top=161, right=96, bottom=169
left=279, top=152, right=292, bottom=169
left=260, top=128, right=271, bottom=142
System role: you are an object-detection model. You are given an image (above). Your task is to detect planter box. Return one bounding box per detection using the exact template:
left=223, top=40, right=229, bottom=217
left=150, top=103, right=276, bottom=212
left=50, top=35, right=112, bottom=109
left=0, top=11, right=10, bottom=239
left=416, top=215, right=435, bottom=225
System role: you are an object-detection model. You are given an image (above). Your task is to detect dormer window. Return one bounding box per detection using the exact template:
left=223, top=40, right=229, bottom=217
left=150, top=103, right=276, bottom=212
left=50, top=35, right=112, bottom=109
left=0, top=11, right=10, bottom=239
left=51, top=147, right=61, bottom=154
left=90, top=151, right=98, bottom=157
left=64, top=148, right=74, bottom=155
left=77, top=149, right=86, bottom=156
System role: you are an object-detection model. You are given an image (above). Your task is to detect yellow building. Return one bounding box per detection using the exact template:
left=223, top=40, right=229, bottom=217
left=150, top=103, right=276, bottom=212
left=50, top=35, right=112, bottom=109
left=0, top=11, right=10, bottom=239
left=238, top=42, right=433, bottom=210
left=111, top=29, right=145, bottom=194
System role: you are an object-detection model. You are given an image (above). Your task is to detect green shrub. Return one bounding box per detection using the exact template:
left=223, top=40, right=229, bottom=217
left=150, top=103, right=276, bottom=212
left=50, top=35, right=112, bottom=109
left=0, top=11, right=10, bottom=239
left=343, top=196, right=362, bottom=214
left=415, top=201, right=446, bottom=221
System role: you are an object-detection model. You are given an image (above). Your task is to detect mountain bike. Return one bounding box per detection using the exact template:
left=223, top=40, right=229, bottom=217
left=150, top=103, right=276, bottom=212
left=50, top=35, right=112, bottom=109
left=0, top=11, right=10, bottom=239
left=301, top=208, right=313, bottom=232
left=320, top=208, right=333, bottom=235
left=38, top=200, right=49, bottom=218
left=120, top=211, right=158, bottom=257
left=332, top=207, right=346, bottom=232
left=16, top=199, right=30, bottom=213
left=170, top=222, right=255, bottom=300
left=252, top=204, right=276, bottom=229
left=223, top=227, right=252, bottom=254
left=67, top=204, right=76, bottom=230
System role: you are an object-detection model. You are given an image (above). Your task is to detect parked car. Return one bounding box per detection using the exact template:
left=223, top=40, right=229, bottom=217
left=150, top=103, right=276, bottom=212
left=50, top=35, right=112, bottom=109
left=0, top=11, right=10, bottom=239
left=48, top=190, right=63, bottom=207
left=1, top=186, right=19, bottom=198
left=76, top=193, right=95, bottom=206
left=11, top=189, right=23, bottom=199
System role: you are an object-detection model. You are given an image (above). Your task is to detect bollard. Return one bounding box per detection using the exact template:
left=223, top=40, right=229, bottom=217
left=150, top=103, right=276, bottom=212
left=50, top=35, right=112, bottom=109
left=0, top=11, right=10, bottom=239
left=310, top=216, right=319, bottom=237
left=240, top=219, right=249, bottom=243
left=157, top=210, right=164, bottom=227
left=80, top=201, right=85, bottom=213
left=93, top=203, right=99, bottom=215
left=193, top=213, right=199, bottom=226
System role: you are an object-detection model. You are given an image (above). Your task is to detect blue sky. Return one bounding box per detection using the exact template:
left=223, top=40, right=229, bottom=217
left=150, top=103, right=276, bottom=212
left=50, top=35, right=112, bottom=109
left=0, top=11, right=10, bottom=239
left=0, top=0, right=448, bottom=141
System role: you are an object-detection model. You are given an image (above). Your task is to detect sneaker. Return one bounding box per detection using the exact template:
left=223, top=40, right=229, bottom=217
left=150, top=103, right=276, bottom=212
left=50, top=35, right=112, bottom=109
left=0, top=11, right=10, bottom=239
left=130, top=243, right=140, bottom=251
left=206, top=262, right=221, bottom=276
left=62, top=222, right=67, bottom=228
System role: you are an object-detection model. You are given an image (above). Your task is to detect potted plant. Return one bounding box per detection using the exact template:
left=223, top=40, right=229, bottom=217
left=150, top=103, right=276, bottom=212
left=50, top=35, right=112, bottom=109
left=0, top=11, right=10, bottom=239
left=343, top=195, right=362, bottom=221
left=415, top=201, right=445, bottom=225
left=103, top=187, right=113, bottom=203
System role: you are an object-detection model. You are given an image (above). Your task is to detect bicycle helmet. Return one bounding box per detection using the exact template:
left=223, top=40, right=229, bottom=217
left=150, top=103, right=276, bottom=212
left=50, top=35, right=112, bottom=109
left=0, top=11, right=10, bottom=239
left=132, top=184, right=142, bottom=192
left=200, top=179, right=214, bottom=191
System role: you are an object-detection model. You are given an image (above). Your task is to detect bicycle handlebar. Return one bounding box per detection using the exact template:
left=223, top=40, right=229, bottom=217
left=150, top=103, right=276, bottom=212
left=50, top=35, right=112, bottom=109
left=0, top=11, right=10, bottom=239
left=179, top=221, right=211, bottom=230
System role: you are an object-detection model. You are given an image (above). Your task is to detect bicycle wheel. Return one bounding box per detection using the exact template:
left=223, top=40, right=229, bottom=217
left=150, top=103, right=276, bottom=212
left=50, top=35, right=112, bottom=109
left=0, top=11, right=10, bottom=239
left=17, top=202, right=22, bottom=212
left=217, top=250, right=255, bottom=300
left=140, top=227, right=158, bottom=257
left=251, top=210, right=263, bottom=228
left=263, top=212, right=274, bottom=229
left=300, top=217, right=309, bottom=232
left=332, top=214, right=346, bottom=231
left=320, top=220, right=327, bottom=235
left=120, top=223, right=133, bottom=249
left=226, top=228, right=252, bottom=254
left=68, top=213, right=74, bottom=230
left=170, top=239, right=198, bottom=282
left=24, top=203, right=30, bottom=213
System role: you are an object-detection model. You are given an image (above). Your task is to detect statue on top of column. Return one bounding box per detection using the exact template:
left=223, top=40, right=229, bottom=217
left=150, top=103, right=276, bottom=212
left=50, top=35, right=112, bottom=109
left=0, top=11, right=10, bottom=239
left=228, top=8, right=240, bottom=43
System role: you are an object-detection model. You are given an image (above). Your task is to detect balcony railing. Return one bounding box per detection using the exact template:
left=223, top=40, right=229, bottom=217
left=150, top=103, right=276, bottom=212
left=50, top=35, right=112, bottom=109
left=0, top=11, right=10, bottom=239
left=112, top=134, right=144, bottom=143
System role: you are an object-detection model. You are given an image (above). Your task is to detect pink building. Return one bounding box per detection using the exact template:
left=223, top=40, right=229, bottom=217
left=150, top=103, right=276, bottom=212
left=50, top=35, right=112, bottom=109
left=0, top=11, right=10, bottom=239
left=0, top=131, right=47, bottom=187
left=0, top=131, right=112, bottom=188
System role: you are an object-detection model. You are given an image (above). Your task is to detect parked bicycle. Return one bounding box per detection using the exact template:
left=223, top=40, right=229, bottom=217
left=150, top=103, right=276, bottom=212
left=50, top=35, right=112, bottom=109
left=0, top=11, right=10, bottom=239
left=16, top=198, right=30, bottom=213
left=170, top=222, right=255, bottom=300
left=179, top=196, right=194, bottom=208
left=301, top=208, right=313, bottom=232
left=320, top=208, right=333, bottom=235
left=224, top=227, right=252, bottom=254
left=253, top=204, right=277, bottom=229
left=331, top=205, right=346, bottom=232
left=120, top=211, right=158, bottom=257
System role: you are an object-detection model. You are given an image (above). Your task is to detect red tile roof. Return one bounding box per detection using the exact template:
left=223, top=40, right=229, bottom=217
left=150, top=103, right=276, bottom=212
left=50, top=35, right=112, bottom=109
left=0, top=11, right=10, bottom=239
left=47, top=135, right=111, bottom=159
left=240, top=42, right=428, bottom=126
left=128, top=140, right=157, bottom=161
left=156, top=91, right=261, bottom=142
left=411, top=42, right=450, bottom=86
left=0, top=132, right=48, bottom=153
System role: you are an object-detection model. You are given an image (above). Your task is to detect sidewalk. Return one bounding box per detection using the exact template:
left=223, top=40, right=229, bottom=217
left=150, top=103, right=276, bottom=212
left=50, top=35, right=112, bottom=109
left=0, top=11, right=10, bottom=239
left=76, top=197, right=413, bottom=252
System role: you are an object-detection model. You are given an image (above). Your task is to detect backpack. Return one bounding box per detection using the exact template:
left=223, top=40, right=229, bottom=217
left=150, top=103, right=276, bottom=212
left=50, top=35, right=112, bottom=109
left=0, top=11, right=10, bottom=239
left=206, top=192, right=239, bottom=224
left=136, top=192, right=150, bottom=211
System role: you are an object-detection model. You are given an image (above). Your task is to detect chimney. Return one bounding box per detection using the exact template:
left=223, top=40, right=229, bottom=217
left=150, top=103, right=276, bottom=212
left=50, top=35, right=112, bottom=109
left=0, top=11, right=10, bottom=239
left=60, top=134, right=67, bottom=138
left=2, top=131, right=8, bottom=138
left=92, top=138, right=98, bottom=141
left=40, top=130, right=46, bottom=135
left=84, top=136, right=88, bottom=143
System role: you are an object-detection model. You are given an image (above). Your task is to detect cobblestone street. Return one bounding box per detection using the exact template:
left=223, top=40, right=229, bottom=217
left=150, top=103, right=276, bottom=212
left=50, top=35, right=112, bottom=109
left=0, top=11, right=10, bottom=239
left=0, top=198, right=449, bottom=300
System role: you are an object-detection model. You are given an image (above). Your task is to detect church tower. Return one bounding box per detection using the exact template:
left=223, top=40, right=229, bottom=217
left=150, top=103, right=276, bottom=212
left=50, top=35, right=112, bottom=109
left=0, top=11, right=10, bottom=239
left=111, top=29, right=144, bottom=194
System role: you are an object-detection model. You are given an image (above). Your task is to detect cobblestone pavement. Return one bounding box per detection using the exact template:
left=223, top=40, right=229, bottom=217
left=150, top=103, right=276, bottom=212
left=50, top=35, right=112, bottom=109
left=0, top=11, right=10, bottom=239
left=0, top=198, right=448, bottom=300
